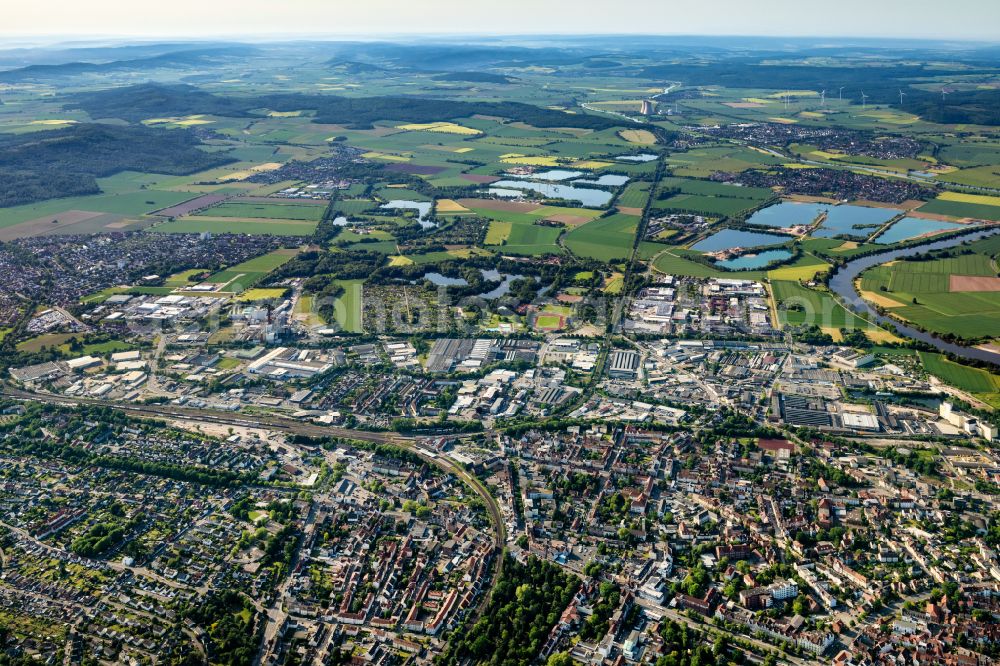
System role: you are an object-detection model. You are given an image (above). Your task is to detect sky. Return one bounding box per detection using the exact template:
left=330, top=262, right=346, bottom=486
left=1, top=0, right=999, bottom=42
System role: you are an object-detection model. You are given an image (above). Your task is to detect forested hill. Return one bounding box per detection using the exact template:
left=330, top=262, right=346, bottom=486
left=67, top=83, right=623, bottom=130
left=0, top=124, right=234, bottom=208
left=642, top=60, right=1000, bottom=126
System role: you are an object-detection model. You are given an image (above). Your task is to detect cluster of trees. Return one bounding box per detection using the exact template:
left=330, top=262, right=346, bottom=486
left=656, top=618, right=739, bottom=666
left=855, top=441, right=940, bottom=477
left=179, top=590, right=259, bottom=666
left=260, top=524, right=300, bottom=574
left=70, top=516, right=134, bottom=558
left=440, top=554, right=579, bottom=666
left=0, top=123, right=233, bottom=207
left=579, top=582, right=621, bottom=642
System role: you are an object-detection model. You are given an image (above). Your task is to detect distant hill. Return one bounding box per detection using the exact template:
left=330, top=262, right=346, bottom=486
left=432, top=71, right=516, bottom=84
left=68, top=83, right=623, bottom=130
left=326, top=60, right=392, bottom=74
left=68, top=83, right=248, bottom=121
left=0, top=123, right=234, bottom=208
left=0, top=46, right=260, bottom=83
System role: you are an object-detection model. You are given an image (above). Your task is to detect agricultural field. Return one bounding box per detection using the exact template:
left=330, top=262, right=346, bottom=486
left=654, top=193, right=763, bottom=218
left=771, top=279, right=878, bottom=337
left=917, top=196, right=1000, bottom=222
left=203, top=248, right=300, bottom=292
left=563, top=213, right=641, bottom=262
left=618, top=129, right=657, bottom=145
left=616, top=182, right=653, bottom=210
left=193, top=201, right=327, bottom=221
left=489, top=221, right=564, bottom=256
left=936, top=165, right=1000, bottom=190
left=652, top=177, right=773, bottom=218
left=152, top=218, right=319, bottom=236
left=665, top=145, right=785, bottom=178
left=919, top=352, right=1000, bottom=406
left=859, top=250, right=1000, bottom=340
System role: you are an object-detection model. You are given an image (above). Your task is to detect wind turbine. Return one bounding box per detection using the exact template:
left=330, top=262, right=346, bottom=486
left=820, top=89, right=826, bottom=107
left=898, top=88, right=906, bottom=106
left=860, top=90, right=869, bottom=109
left=941, top=87, right=950, bottom=101
left=783, top=91, right=790, bottom=111
left=839, top=86, right=845, bottom=101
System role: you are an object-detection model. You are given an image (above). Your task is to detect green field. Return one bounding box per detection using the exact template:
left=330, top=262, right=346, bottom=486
left=332, top=279, right=364, bottom=332
left=204, top=248, right=299, bottom=291
left=652, top=249, right=762, bottom=279
left=332, top=199, right=377, bottom=216
left=0, top=188, right=195, bottom=230
left=665, top=146, right=785, bottom=178
left=917, top=198, right=1000, bottom=222
left=859, top=249, right=1000, bottom=340
left=654, top=193, right=763, bottom=217
left=152, top=218, right=318, bottom=236
left=563, top=213, right=640, bottom=262
left=936, top=165, right=1000, bottom=190
left=799, top=237, right=883, bottom=258
left=657, top=177, right=774, bottom=201
left=919, top=351, right=1000, bottom=396
left=771, top=280, right=873, bottom=330
left=651, top=176, right=773, bottom=218
left=195, top=202, right=326, bottom=221
left=616, top=182, right=653, bottom=209
left=485, top=220, right=563, bottom=256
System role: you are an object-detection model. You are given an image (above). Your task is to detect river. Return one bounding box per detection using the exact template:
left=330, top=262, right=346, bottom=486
left=828, top=226, right=1000, bottom=367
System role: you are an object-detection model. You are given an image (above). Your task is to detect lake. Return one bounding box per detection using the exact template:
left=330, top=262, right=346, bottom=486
left=716, top=248, right=794, bottom=270
left=813, top=205, right=901, bottom=239
left=616, top=154, right=658, bottom=162
left=573, top=174, right=630, bottom=187
left=479, top=270, right=527, bottom=299
left=692, top=229, right=793, bottom=253
left=877, top=216, right=968, bottom=245
left=746, top=201, right=830, bottom=228
left=514, top=169, right=583, bottom=181
left=416, top=270, right=527, bottom=298
left=421, top=272, right=468, bottom=287
left=381, top=200, right=434, bottom=228
left=489, top=180, right=613, bottom=207
left=488, top=188, right=527, bottom=198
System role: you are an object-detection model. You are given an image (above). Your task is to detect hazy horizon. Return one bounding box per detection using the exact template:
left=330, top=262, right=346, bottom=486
left=1, top=0, right=998, bottom=43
